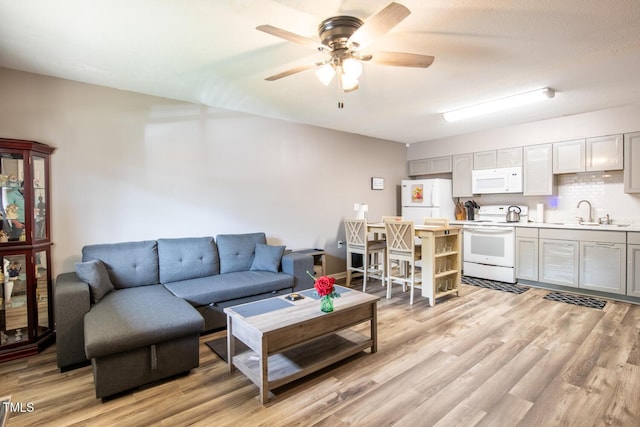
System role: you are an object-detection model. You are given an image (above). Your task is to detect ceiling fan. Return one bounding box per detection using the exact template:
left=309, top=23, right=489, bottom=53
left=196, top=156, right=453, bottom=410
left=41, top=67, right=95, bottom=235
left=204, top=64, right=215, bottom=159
left=256, top=2, right=434, bottom=93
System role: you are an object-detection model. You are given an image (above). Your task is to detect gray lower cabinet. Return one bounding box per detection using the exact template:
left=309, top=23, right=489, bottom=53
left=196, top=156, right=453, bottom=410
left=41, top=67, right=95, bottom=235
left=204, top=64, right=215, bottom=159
left=627, top=232, right=640, bottom=297
left=628, top=245, right=640, bottom=297
left=516, top=227, right=538, bottom=281
left=539, top=238, right=579, bottom=287
left=537, top=228, right=626, bottom=294
left=579, top=241, right=626, bottom=295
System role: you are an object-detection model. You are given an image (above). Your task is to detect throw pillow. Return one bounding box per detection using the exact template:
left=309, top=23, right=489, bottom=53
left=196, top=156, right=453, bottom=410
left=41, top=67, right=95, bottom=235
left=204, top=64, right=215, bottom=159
left=75, top=259, right=115, bottom=304
left=250, top=243, right=285, bottom=273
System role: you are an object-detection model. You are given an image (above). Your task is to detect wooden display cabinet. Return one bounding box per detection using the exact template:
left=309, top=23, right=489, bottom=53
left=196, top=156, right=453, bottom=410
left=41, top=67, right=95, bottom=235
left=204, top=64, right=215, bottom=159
left=0, top=138, right=55, bottom=362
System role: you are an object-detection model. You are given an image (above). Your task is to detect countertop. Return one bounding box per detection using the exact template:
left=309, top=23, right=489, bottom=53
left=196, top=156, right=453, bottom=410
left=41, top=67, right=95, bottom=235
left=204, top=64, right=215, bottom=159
left=450, top=220, right=640, bottom=232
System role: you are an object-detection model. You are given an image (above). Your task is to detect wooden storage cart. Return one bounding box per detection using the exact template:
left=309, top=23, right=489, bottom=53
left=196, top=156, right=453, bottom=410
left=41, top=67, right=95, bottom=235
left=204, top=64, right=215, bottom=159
left=417, top=225, right=462, bottom=306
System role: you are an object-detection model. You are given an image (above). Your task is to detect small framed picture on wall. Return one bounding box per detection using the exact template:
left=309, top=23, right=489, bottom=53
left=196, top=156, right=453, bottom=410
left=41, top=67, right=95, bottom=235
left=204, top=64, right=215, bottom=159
left=371, top=177, right=384, bottom=190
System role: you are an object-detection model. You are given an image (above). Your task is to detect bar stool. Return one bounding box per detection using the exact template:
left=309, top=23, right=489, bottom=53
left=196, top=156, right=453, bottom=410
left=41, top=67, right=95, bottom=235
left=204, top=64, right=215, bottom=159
left=344, top=218, right=386, bottom=292
left=385, top=220, right=422, bottom=304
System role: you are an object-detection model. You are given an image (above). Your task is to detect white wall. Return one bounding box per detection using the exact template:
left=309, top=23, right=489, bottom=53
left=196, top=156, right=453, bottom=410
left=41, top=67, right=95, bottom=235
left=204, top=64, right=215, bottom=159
left=0, top=68, right=407, bottom=275
left=407, top=104, right=640, bottom=224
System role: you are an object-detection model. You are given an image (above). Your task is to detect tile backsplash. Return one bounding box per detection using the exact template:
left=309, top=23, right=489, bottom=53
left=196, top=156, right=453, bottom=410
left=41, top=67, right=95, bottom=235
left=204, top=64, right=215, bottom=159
left=465, top=170, right=640, bottom=225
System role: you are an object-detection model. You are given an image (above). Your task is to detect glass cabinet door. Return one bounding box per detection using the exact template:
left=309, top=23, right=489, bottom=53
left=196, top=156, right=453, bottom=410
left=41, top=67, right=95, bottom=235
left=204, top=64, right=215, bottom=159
left=1, top=254, right=28, bottom=346
left=0, top=153, right=26, bottom=243
left=33, top=156, right=48, bottom=241
left=35, top=249, right=50, bottom=334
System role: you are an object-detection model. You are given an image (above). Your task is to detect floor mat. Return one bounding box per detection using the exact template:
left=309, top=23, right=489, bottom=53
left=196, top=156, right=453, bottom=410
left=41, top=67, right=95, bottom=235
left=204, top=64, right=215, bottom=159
left=461, top=276, right=529, bottom=294
left=543, top=291, right=607, bottom=309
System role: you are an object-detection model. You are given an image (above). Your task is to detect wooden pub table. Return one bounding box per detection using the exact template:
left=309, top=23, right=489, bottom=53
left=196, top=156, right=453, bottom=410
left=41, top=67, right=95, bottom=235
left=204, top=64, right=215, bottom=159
left=224, top=286, right=379, bottom=404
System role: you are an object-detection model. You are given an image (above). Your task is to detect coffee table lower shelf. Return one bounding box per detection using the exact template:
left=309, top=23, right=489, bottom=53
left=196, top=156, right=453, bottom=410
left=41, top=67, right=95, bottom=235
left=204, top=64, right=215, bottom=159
left=232, top=329, right=372, bottom=395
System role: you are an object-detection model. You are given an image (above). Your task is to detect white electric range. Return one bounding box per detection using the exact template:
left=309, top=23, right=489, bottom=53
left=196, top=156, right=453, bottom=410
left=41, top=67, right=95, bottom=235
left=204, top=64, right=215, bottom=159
left=461, top=205, right=528, bottom=283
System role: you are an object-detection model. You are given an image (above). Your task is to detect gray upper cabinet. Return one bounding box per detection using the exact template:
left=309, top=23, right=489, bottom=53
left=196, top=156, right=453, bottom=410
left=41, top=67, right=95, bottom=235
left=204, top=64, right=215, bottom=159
left=496, top=147, right=523, bottom=167
left=553, top=139, right=586, bottom=174
left=473, top=150, right=497, bottom=170
left=408, top=159, right=428, bottom=176
left=426, top=156, right=453, bottom=174
left=452, top=153, right=473, bottom=197
left=586, top=134, right=623, bottom=171
left=473, top=148, right=522, bottom=170
left=524, top=143, right=556, bottom=196
left=409, top=156, right=452, bottom=176
left=624, top=131, right=640, bottom=193
left=553, top=135, right=622, bottom=174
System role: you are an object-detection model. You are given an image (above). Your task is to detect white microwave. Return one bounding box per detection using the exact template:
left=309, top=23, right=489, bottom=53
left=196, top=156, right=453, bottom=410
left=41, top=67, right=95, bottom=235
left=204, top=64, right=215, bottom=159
left=472, top=166, right=523, bottom=194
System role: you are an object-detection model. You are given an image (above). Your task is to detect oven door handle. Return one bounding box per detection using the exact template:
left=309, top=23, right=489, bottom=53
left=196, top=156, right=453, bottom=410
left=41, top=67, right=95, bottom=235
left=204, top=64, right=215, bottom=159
left=465, top=227, right=514, bottom=234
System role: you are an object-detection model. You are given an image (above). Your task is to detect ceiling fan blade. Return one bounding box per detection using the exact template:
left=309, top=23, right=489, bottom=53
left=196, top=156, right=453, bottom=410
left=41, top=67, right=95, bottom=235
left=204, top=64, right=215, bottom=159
left=371, top=51, right=435, bottom=68
left=265, top=61, right=325, bottom=81
left=347, top=2, right=410, bottom=50
left=256, top=25, right=327, bottom=52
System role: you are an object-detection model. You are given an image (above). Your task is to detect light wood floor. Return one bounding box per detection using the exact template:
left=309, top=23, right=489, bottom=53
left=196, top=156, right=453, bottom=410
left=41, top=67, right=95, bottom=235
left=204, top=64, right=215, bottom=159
left=2, top=280, right=640, bottom=426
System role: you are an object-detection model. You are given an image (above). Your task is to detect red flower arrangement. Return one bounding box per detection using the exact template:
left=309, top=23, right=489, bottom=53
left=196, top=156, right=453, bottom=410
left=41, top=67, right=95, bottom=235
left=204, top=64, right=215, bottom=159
left=314, top=275, right=337, bottom=297
left=307, top=271, right=340, bottom=312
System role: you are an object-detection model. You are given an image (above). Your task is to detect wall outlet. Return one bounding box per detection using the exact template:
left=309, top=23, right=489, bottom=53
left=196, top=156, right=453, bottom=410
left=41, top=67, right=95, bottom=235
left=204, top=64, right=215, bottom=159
left=338, top=240, right=343, bottom=248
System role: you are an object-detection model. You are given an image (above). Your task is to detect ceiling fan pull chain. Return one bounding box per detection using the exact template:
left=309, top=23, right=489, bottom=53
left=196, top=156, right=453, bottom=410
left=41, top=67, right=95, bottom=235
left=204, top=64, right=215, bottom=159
left=337, top=75, right=345, bottom=109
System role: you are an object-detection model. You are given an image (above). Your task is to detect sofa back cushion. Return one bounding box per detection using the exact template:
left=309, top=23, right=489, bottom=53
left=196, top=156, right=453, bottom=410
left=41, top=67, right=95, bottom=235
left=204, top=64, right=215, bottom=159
left=158, top=237, right=219, bottom=283
left=82, top=240, right=159, bottom=289
left=216, top=232, right=267, bottom=274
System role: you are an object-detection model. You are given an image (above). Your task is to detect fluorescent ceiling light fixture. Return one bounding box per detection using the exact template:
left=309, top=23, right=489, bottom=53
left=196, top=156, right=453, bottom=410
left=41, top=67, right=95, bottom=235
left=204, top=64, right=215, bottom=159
left=442, top=87, right=556, bottom=122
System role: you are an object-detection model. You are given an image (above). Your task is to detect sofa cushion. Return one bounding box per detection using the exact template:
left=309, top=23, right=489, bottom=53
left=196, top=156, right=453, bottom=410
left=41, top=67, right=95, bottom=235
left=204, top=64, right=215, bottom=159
left=84, top=285, right=204, bottom=359
left=82, top=240, right=159, bottom=289
left=158, top=237, right=219, bottom=284
left=163, top=271, right=293, bottom=306
left=250, top=243, right=285, bottom=273
left=216, top=233, right=266, bottom=274
left=75, top=259, right=114, bottom=304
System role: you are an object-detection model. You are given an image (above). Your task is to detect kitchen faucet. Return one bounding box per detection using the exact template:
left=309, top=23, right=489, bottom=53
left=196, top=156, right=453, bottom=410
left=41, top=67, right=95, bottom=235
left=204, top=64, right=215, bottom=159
left=576, top=200, right=593, bottom=223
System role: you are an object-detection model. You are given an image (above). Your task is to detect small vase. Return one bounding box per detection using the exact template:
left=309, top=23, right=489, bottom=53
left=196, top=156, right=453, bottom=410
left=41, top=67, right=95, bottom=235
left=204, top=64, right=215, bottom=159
left=320, top=295, right=334, bottom=313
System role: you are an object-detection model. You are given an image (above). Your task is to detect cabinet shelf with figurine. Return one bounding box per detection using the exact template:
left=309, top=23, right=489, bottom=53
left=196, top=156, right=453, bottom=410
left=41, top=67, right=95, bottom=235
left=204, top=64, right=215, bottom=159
left=0, top=138, right=55, bottom=362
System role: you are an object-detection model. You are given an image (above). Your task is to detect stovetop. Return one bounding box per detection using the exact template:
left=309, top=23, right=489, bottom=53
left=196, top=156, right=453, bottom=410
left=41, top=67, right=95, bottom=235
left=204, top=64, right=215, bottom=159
left=456, top=204, right=529, bottom=225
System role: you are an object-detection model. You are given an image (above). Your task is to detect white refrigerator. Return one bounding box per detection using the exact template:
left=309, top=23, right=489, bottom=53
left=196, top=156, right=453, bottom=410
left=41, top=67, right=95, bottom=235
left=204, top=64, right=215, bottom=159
left=401, top=179, right=455, bottom=224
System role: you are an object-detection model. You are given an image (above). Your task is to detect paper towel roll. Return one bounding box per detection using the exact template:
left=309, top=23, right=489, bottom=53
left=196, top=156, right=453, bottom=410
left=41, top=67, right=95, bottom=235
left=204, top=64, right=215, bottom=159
left=537, top=203, right=544, bottom=223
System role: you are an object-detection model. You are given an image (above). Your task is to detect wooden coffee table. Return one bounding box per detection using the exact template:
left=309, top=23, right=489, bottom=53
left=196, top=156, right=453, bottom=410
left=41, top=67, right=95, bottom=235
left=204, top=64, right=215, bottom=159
left=224, top=286, right=379, bottom=403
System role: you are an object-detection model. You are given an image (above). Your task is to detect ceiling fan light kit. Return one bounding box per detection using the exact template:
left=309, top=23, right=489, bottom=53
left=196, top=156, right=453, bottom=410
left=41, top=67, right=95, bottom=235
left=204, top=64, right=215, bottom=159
left=315, top=64, right=335, bottom=86
left=442, top=87, right=556, bottom=122
left=340, top=70, right=359, bottom=92
left=341, top=58, right=363, bottom=79
left=257, top=2, right=434, bottom=95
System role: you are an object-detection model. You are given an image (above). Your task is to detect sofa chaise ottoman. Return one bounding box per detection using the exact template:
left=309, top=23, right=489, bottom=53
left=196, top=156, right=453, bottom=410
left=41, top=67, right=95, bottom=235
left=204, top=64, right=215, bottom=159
left=54, top=233, right=315, bottom=398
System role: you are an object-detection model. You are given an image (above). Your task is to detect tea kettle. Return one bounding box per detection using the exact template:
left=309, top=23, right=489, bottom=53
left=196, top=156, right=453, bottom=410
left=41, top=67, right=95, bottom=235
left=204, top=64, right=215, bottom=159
left=506, top=205, right=521, bottom=222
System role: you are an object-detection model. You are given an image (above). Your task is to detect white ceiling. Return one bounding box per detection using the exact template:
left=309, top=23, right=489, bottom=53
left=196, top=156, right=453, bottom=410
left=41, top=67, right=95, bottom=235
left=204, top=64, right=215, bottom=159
left=1, top=0, right=640, bottom=144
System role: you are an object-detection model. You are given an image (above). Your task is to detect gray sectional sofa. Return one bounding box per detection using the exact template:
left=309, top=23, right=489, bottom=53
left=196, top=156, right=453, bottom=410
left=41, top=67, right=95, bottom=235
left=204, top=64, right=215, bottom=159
left=54, top=233, right=314, bottom=398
